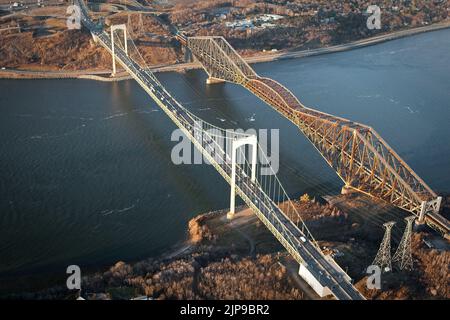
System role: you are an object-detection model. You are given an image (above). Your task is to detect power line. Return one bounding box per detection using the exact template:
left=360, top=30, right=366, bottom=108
left=393, top=216, right=415, bottom=271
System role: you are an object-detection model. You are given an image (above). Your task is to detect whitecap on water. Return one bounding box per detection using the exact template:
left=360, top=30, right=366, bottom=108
left=246, top=113, right=256, bottom=122
left=102, top=112, right=128, bottom=120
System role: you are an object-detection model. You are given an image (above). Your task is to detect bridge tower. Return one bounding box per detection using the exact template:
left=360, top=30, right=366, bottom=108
left=110, top=24, right=128, bottom=76
left=393, top=216, right=415, bottom=271
left=227, top=135, right=257, bottom=220
left=372, top=221, right=396, bottom=272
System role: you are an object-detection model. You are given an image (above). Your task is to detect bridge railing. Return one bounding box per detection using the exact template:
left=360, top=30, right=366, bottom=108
left=98, top=21, right=321, bottom=246
left=182, top=33, right=448, bottom=236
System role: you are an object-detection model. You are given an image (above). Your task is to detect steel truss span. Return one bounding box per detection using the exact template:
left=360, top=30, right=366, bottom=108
left=184, top=35, right=449, bottom=238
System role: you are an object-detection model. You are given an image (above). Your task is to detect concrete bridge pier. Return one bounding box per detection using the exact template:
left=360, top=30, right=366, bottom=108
left=415, top=196, right=445, bottom=235
left=341, top=185, right=355, bottom=195
left=206, top=77, right=225, bottom=85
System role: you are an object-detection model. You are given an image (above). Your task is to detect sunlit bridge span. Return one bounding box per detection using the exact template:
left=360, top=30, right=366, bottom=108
left=76, top=0, right=448, bottom=300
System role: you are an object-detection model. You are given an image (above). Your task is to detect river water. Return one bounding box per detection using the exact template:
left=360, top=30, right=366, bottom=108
left=1, top=28, right=449, bottom=293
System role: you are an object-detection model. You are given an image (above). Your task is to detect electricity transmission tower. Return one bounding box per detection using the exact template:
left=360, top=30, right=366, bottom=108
left=393, top=216, right=415, bottom=271
left=372, top=221, right=396, bottom=272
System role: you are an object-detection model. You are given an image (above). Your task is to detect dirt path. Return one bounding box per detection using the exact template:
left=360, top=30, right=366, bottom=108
left=191, top=260, right=202, bottom=298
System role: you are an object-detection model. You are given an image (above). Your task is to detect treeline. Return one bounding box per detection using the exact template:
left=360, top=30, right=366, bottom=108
left=197, top=254, right=304, bottom=299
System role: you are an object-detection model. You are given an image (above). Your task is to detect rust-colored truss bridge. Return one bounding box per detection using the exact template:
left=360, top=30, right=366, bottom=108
left=177, top=34, right=449, bottom=237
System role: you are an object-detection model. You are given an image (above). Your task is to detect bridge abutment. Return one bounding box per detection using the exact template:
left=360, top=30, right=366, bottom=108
left=418, top=197, right=442, bottom=223
left=298, top=255, right=354, bottom=299
left=298, top=263, right=332, bottom=298
left=180, top=30, right=449, bottom=240
left=182, top=47, right=193, bottom=63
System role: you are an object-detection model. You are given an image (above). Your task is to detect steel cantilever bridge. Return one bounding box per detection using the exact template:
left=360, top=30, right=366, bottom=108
left=177, top=35, right=449, bottom=238
left=76, top=0, right=447, bottom=300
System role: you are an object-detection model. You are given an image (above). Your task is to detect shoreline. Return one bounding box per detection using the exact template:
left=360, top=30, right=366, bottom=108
left=1, top=19, right=449, bottom=81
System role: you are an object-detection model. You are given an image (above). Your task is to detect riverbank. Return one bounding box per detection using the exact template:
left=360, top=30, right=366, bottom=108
left=6, top=193, right=449, bottom=300
left=4, top=197, right=349, bottom=299
left=1, top=19, right=449, bottom=81
left=0, top=68, right=131, bottom=81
